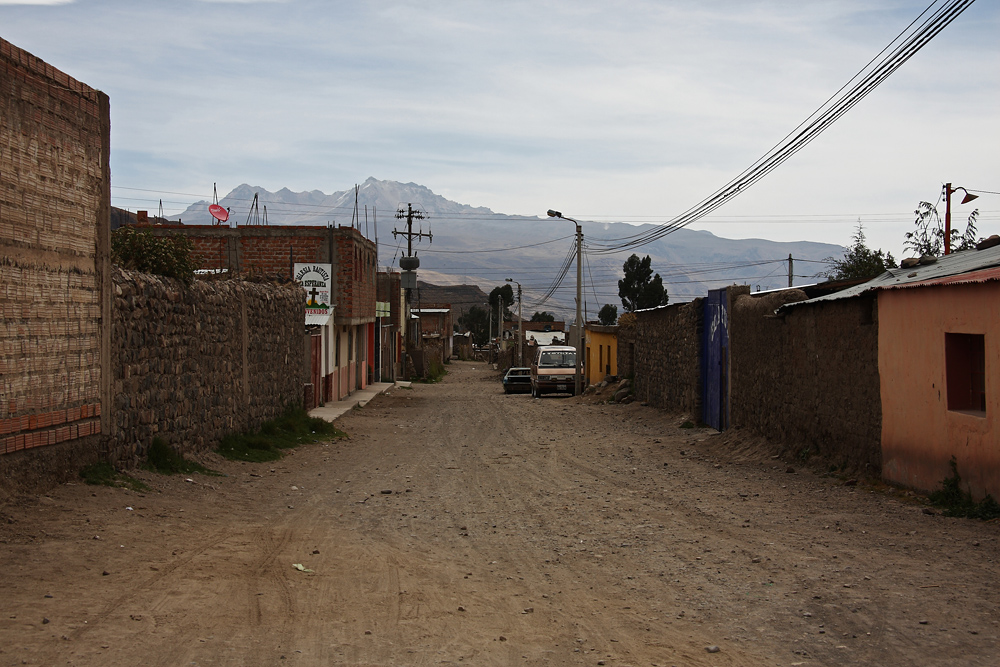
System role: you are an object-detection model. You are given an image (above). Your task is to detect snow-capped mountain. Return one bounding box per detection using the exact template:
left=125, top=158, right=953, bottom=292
left=174, top=178, right=843, bottom=320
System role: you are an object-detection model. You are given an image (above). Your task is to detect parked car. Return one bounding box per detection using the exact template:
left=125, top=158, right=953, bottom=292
left=530, top=345, right=580, bottom=397
left=502, top=367, right=532, bottom=394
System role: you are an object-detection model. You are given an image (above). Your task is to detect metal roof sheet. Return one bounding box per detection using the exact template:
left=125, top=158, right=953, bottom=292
left=883, top=265, right=1000, bottom=289
left=778, top=244, right=1000, bottom=312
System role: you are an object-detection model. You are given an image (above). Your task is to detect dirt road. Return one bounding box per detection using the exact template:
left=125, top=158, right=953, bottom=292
left=1, top=361, right=998, bottom=666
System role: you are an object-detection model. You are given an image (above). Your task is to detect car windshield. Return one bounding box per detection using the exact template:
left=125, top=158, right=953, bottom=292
left=538, top=351, right=575, bottom=368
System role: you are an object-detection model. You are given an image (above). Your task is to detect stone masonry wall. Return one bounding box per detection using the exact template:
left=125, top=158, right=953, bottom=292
left=730, top=291, right=881, bottom=473
left=617, top=300, right=703, bottom=417
left=0, top=38, right=110, bottom=484
left=107, top=267, right=305, bottom=465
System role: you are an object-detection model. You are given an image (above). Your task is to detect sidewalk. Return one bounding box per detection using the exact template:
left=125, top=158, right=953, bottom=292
left=308, top=381, right=408, bottom=422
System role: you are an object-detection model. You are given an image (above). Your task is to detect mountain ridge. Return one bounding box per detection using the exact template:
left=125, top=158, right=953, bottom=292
left=174, top=179, right=843, bottom=320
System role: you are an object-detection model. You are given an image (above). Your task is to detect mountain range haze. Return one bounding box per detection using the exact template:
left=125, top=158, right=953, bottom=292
left=175, top=178, right=843, bottom=321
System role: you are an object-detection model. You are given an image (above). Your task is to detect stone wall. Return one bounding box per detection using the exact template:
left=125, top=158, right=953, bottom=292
left=107, top=268, right=306, bottom=465
left=0, top=38, right=110, bottom=488
left=616, top=300, right=703, bottom=416
left=730, top=291, right=881, bottom=473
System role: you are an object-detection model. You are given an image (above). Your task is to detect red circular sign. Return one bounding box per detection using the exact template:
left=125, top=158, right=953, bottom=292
left=209, top=204, right=229, bottom=222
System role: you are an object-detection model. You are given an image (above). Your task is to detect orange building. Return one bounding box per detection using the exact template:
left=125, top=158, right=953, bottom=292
left=585, top=324, right=618, bottom=387
left=879, top=268, right=1000, bottom=499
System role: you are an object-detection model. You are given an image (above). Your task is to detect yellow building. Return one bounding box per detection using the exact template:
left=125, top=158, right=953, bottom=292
left=585, top=324, right=619, bottom=386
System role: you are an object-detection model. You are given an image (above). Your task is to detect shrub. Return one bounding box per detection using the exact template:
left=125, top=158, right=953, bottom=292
left=928, top=457, right=1000, bottom=520
left=144, top=437, right=221, bottom=476
left=79, top=462, right=149, bottom=492
left=111, top=226, right=198, bottom=284
left=216, top=406, right=344, bottom=462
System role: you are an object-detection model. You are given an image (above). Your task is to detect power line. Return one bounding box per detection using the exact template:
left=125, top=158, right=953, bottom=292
left=584, top=0, right=977, bottom=255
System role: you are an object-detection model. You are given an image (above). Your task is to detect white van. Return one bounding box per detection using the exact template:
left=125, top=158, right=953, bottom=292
left=530, top=345, right=580, bottom=397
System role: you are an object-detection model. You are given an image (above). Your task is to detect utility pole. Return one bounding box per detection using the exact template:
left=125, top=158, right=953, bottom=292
left=393, top=204, right=431, bottom=258
left=497, top=299, right=502, bottom=363
left=393, top=203, right=431, bottom=379
left=942, top=183, right=978, bottom=255
left=546, top=210, right=584, bottom=397
left=506, top=278, right=522, bottom=366
left=788, top=254, right=793, bottom=288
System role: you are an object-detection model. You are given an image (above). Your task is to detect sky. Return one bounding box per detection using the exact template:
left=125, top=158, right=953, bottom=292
left=2, top=0, right=997, bottom=257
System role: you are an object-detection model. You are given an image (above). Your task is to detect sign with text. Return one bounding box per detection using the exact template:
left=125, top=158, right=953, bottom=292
left=294, top=263, right=333, bottom=326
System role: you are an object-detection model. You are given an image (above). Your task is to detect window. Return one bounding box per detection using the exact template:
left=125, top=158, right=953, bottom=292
left=946, top=333, right=986, bottom=414
left=539, top=351, right=575, bottom=368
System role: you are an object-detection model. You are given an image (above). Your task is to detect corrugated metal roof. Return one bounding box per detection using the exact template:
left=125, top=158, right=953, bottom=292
left=883, top=265, right=1000, bottom=289
left=778, top=244, right=1000, bottom=312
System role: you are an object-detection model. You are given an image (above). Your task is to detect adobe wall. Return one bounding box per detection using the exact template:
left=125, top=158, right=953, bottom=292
left=730, top=291, right=881, bottom=473
left=106, top=268, right=306, bottom=466
left=616, top=301, right=703, bottom=416
left=0, top=39, right=111, bottom=489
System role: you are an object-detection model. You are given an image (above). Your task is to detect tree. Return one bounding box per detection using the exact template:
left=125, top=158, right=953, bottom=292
left=111, top=226, right=198, bottom=284
left=905, top=200, right=980, bottom=257
left=458, top=305, right=490, bottom=345
left=618, top=254, right=668, bottom=312
left=597, top=304, right=618, bottom=326
left=530, top=311, right=555, bottom=322
left=488, top=284, right=515, bottom=320
left=824, top=222, right=897, bottom=281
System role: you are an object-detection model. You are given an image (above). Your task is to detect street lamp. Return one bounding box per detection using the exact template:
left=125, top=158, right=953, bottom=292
left=546, top=209, right=583, bottom=397
left=944, top=183, right=979, bottom=255
left=506, top=278, right=523, bottom=366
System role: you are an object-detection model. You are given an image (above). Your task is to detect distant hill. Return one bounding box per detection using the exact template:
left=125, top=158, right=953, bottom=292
left=414, top=282, right=489, bottom=319
left=175, top=178, right=844, bottom=321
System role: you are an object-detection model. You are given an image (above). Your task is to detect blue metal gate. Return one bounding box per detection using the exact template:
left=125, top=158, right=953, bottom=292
left=701, top=288, right=729, bottom=431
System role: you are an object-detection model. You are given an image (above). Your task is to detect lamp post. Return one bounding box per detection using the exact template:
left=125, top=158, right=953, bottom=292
left=506, top=278, right=522, bottom=366
left=546, top=209, right=583, bottom=397
left=944, top=183, right=979, bottom=255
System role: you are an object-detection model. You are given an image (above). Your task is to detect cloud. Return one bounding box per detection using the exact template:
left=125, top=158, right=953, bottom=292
left=1, top=0, right=996, bottom=258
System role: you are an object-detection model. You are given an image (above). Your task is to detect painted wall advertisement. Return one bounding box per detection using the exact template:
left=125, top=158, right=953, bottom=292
left=294, top=263, right=333, bottom=325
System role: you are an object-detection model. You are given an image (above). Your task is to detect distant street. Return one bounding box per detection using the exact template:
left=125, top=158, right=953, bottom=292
left=1, top=361, right=997, bottom=666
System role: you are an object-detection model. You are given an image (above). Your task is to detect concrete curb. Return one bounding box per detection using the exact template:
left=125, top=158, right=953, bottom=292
left=308, top=382, right=395, bottom=422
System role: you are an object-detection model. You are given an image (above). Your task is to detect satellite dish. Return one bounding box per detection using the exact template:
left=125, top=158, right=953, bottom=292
left=209, top=204, right=229, bottom=223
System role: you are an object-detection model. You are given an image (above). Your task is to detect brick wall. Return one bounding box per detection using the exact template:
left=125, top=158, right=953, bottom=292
left=0, top=38, right=110, bottom=483
left=729, top=291, right=881, bottom=473
left=107, top=267, right=306, bottom=465
left=333, top=230, right=376, bottom=322
left=616, top=301, right=703, bottom=416
left=146, top=224, right=376, bottom=323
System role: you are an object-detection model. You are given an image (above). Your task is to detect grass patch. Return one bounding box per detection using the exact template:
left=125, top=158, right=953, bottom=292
left=680, top=420, right=695, bottom=429
left=144, top=437, right=222, bottom=476
left=929, top=456, right=1000, bottom=520
left=419, top=360, right=448, bottom=383
left=79, top=462, right=150, bottom=492
left=216, top=406, right=345, bottom=462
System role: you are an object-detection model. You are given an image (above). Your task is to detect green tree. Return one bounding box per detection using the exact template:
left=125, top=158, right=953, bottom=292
left=905, top=201, right=980, bottom=256
left=618, top=254, right=668, bottom=312
left=111, top=227, right=198, bottom=284
left=825, top=222, right=897, bottom=281
left=530, top=311, right=555, bottom=322
left=458, top=305, right=490, bottom=345
left=597, top=304, right=618, bottom=326
left=488, top=284, right=515, bottom=320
